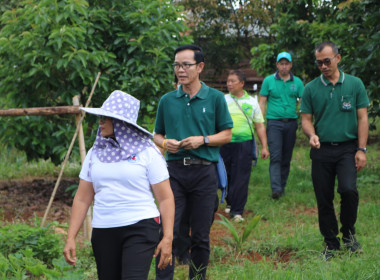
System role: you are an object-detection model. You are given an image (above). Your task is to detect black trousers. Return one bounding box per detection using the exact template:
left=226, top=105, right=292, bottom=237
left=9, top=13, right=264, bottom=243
left=156, top=162, right=218, bottom=280
left=267, top=119, right=298, bottom=194
left=220, top=140, right=253, bottom=215
left=310, top=141, right=359, bottom=249
left=174, top=194, right=219, bottom=264
left=91, top=218, right=160, bottom=280
left=174, top=205, right=192, bottom=263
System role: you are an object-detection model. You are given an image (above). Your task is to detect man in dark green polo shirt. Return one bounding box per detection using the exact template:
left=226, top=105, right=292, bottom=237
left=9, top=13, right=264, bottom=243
left=301, top=41, right=369, bottom=260
left=259, top=52, right=304, bottom=199
left=154, top=44, right=233, bottom=280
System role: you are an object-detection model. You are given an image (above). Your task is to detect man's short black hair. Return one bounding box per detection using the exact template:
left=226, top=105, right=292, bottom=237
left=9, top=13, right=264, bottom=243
left=228, top=69, right=246, bottom=83
left=315, top=41, right=339, bottom=55
left=174, top=44, right=205, bottom=63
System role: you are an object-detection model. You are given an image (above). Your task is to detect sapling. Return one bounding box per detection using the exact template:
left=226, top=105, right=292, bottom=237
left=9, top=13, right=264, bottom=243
left=216, top=214, right=261, bottom=254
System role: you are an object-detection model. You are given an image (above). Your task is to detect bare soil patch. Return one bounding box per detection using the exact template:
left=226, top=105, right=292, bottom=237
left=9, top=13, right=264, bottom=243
left=0, top=177, right=77, bottom=224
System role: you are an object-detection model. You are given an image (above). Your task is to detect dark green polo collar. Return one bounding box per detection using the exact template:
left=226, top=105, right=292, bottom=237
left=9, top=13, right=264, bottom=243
left=320, top=70, right=345, bottom=86
left=176, top=82, right=209, bottom=99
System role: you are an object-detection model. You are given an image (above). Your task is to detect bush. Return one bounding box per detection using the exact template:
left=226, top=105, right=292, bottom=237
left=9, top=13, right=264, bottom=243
left=0, top=220, right=89, bottom=279
left=0, top=250, right=86, bottom=279
left=0, top=220, right=63, bottom=266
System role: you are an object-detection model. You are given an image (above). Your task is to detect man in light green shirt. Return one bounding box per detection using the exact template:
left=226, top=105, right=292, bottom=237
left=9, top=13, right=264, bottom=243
left=221, top=69, right=269, bottom=222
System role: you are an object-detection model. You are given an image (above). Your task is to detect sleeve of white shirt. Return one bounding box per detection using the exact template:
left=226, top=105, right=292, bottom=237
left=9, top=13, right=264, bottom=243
left=146, top=146, right=170, bottom=185
left=79, top=148, right=93, bottom=182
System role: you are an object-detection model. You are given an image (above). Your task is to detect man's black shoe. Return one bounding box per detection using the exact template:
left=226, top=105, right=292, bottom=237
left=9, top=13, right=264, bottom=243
left=272, top=192, right=282, bottom=200
left=342, top=236, right=363, bottom=253
left=322, top=247, right=339, bottom=261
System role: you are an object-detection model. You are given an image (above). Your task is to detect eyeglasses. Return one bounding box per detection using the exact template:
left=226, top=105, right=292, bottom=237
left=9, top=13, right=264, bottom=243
left=315, top=54, right=337, bottom=67
left=172, top=62, right=199, bottom=70
left=99, top=115, right=110, bottom=123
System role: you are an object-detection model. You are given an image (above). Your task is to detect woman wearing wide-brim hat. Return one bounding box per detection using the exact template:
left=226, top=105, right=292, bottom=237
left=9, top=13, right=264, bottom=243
left=63, top=90, right=175, bottom=279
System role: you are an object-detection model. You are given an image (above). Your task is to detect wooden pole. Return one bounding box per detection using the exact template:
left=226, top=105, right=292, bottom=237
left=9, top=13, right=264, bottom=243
left=0, top=106, right=81, bottom=116
left=41, top=72, right=101, bottom=227
left=72, top=96, right=87, bottom=162
left=72, top=95, right=92, bottom=240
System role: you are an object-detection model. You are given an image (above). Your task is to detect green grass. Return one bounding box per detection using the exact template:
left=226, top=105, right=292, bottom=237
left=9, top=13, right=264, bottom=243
left=198, top=140, right=380, bottom=280
left=0, top=143, right=81, bottom=179
left=158, top=140, right=380, bottom=280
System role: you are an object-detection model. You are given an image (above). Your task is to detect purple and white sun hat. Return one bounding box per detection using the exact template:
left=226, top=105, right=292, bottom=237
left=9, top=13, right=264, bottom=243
left=80, top=90, right=153, bottom=138
left=81, top=90, right=159, bottom=163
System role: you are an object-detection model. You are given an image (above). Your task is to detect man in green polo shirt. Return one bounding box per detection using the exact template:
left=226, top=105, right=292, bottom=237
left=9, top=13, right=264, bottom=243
left=301, top=41, right=369, bottom=260
left=259, top=52, right=304, bottom=199
left=153, top=44, right=233, bottom=280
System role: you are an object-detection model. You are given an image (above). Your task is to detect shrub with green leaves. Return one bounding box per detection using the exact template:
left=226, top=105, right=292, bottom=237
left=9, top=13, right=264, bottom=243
left=0, top=220, right=90, bottom=279
left=0, top=250, right=86, bottom=279
left=0, top=0, right=191, bottom=163
left=0, top=221, right=63, bottom=266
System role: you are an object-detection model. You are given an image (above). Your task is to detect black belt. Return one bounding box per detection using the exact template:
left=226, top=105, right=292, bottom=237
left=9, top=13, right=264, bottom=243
left=277, top=118, right=297, bottom=122
left=171, top=157, right=212, bottom=166
left=269, top=118, right=297, bottom=122
left=321, top=140, right=356, bottom=146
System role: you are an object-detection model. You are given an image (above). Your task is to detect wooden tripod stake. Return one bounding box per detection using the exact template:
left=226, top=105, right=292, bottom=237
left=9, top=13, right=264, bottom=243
left=72, top=95, right=92, bottom=240
left=41, top=72, right=101, bottom=229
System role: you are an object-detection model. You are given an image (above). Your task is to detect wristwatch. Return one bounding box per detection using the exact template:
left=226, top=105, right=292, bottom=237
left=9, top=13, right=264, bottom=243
left=204, top=136, right=210, bottom=146
left=357, top=147, right=367, bottom=153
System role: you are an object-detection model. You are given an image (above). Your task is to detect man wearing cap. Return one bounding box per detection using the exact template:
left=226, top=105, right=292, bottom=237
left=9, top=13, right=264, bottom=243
left=259, top=52, right=304, bottom=199
left=301, top=41, right=369, bottom=259
left=153, top=44, right=233, bottom=280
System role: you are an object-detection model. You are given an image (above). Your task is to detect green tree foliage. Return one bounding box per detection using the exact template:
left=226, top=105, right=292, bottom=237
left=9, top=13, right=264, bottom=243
left=177, top=0, right=279, bottom=77
left=335, top=0, right=380, bottom=121
left=0, top=0, right=25, bottom=15
left=250, top=0, right=380, bottom=121
left=0, top=0, right=191, bottom=163
left=250, top=0, right=344, bottom=80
